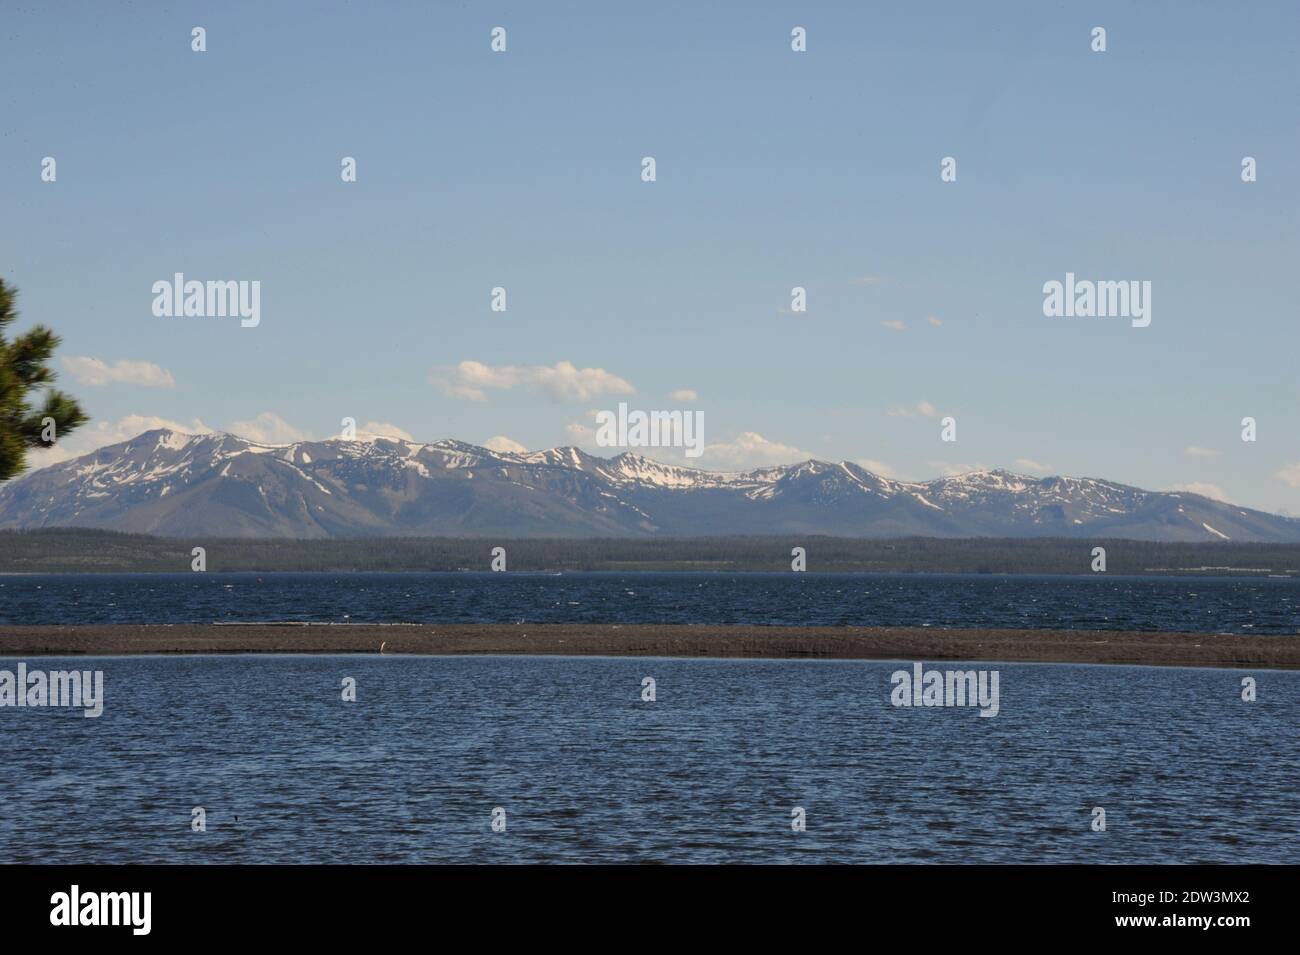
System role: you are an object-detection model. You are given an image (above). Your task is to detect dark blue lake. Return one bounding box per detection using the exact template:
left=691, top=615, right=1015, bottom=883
left=2, top=656, right=1295, bottom=864
left=1, top=571, right=1297, bottom=633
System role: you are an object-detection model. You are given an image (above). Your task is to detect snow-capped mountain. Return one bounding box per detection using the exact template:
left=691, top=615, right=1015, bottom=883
left=0, top=428, right=1295, bottom=541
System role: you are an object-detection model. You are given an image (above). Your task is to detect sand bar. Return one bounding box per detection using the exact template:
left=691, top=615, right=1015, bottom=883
left=0, top=624, right=1296, bottom=669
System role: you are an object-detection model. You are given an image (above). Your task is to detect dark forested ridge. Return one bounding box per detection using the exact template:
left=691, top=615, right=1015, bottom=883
left=1, top=528, right=1298, bottom=575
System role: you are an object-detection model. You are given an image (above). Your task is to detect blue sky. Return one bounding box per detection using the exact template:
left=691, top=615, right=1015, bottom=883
left=3, top=1, right=1298, bottom=512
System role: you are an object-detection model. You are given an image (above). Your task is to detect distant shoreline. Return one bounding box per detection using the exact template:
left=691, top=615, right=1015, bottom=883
left=1, top=624, right=1295, bottom=669
left=4, top=530, right=1300, bottom=575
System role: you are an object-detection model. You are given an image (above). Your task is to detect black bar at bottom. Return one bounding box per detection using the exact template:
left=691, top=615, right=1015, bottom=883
left=0, top=864, right=1280, bottom=941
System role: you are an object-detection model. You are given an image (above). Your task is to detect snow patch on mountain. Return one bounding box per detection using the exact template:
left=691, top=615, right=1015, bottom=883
left=2, top=428, right=1298, bottom=542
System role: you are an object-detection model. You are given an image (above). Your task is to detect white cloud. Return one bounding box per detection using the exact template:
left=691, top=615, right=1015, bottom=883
left=63, top=356, right=175, bottom=388
left=484, top=435, right=527, bottom=453
left=1014, top=458, right=1052, bottom=475
left=432, top=360, right=635, bottom=402
left=702, top=432, right=816, bottom=471
left=563, top=421, right=815, bottom=472
left=25, top=413, right=212, bottom=470
left=927, top=315, right=942, bottom=326
left=669, top=388, right=698, bottom=402
left=564, top=422, right=593, bottom=443
left=1169, top=482, right=1232, bottom=503
left=1274, top=463, right=1300, bottom=489
left=856, top=458, right=899, bottom=478
left=887, top=400, right=940, bottom=418
left=881, top=320, right=906, bottom=331
left=573, top=429, right=812, bottom=471
left=22, top=409, right=416, bottom=475
left=225, top=411, right=311, bottom=445
left=430, top=360, right=520, bottom=400
left=930, top=460, right=990, bottom=477
left=1184, top=446, right=1221, bottom=458
left=532, top=362, right=634, bottom=401
left=359, top=421, right=415, bottom=441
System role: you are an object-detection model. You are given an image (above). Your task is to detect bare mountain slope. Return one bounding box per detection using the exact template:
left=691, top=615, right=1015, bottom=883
left=1, top=429, right=1295, bottom=542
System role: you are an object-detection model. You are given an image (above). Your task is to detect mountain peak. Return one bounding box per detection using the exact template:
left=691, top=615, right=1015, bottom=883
left=786, top=458, right=833, bottom=474
left=5, top=429, right=1295, bottom=541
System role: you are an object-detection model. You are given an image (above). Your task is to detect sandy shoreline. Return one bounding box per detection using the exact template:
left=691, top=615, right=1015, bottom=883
left=0, top=623, right=1295, bottom=669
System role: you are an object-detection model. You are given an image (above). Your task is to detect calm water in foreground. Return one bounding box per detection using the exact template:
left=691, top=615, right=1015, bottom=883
left=2, top=656, right=1296, bottom=863
left=1, top=572, right=1298, bottom=633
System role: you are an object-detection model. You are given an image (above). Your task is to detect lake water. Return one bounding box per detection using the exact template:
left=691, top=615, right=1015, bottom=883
left=1, top=656, right=1295, bottom=864
left=1, top=571, right=1297, bottom=633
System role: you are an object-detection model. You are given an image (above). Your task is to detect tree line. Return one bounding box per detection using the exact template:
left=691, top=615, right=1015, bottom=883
left=1, top=528, right=1297, bottom=575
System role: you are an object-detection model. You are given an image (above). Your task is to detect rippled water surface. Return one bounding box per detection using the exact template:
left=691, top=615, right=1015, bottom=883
left=2, top=572, right=1298, bottom=633
left=2, top=656, right=1296, bottom=863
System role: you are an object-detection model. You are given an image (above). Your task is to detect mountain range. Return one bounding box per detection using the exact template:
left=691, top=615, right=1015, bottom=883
left=0, top=428, right=1296, bottom=541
